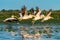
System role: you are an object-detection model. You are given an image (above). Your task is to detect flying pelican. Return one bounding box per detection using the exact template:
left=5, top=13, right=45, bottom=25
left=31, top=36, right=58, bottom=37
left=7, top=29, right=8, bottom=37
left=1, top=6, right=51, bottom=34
left=41, top=9, right=54, bottom=22
left=32, top=7, right=45, bottom=24
left=3, top=15, right=17, bottom=22
left=18, top=7, right=34, bottom=21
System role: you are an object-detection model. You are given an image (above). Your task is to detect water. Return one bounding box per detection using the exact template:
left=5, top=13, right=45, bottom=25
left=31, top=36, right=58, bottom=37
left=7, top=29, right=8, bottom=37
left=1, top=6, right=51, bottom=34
left=0, top=22, right=60, bottom=40
left=0, top=31, right=22, bottom=40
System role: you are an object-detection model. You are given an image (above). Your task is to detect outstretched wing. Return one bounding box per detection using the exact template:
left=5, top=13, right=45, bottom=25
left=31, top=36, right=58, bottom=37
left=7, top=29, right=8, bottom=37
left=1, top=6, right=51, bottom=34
left=19, top=13, right=22, bottom=17
left=47, top=12, right=51, bottom=16
left=36, top=9, right=41, bottom=16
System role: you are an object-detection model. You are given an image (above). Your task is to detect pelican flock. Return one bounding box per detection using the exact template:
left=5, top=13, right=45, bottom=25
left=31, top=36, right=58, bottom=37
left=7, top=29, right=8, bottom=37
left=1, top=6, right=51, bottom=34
left=3, top=6, right=54, bottom=23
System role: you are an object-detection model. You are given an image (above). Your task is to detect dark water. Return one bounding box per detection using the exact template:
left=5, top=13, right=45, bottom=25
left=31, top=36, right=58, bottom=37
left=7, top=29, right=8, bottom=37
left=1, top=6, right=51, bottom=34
left=0, top=22, right=60, bottom=40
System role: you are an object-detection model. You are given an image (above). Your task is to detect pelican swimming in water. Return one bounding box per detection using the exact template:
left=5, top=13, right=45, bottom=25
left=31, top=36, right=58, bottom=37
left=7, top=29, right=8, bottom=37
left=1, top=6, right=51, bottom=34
left=32, top=7, right=45, bottom=24
left=3, top=15, right=17, bottom=22
left=41, top=9, right=54, bottom=22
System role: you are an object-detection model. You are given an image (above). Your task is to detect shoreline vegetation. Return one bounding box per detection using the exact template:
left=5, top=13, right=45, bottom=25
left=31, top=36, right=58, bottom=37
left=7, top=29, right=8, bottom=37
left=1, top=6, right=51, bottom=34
left=0, top=8, right=60, bottom=23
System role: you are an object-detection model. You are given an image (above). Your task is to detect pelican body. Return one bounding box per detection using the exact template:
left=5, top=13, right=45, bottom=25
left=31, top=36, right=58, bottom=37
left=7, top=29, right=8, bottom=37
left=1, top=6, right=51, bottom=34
left=41, top=10, right=54, bottom=22
left=33, top=7, right=45, bottom=21
left=18, top=9, right=34, bottom=21
left=3, top=15, right=17, bottom=22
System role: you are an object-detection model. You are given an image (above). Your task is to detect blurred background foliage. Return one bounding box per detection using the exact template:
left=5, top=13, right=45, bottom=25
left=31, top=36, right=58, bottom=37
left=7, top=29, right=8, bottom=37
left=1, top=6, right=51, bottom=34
left=0, top=9, right=60, bottom=23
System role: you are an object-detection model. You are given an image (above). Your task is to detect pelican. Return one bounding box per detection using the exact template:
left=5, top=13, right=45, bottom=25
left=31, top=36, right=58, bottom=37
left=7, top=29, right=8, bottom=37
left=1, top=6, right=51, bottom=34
left=3, top=15, right=17, bottom=22
left=41, top=9, right=54, bottom=22
left=18, top=11, right=33, bottom=20
left=18, top=7, right=34, bottom=21
left=32, top=7, right=45, bottom=24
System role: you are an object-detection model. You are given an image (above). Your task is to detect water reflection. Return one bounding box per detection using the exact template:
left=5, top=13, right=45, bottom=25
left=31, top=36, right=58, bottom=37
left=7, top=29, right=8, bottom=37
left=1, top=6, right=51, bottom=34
left=0, top=22, right=60, bottom=40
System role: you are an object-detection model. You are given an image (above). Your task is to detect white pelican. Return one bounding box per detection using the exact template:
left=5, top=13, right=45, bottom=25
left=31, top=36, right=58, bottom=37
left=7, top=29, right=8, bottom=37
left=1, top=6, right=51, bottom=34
left=41, top=10, right=54, bottom=22
left=3, top=15, right=17, bottom=22
left=32, top=7, right=45, bottom=24
left=18, top=9, right=34, bottom=21
left=33, top=12, right=45, bottom=21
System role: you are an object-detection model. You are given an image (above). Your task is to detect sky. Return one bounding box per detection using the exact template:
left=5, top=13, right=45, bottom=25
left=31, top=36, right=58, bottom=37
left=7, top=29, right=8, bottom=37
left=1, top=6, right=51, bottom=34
left=0, top=0, right=60, bottom=10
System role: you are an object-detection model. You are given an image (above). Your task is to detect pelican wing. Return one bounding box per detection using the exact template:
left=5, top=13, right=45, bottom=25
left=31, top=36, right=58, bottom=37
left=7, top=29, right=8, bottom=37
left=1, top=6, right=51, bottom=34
left=5, top=18, right=15, bottom=20
left=19, top=13, right=22, bottom=17
left=47, top=12, right=51, bottom=16
left=24, top=11, right=28, bottom=16
left=3, top=18, right=16, bottom=22
left=36, top=10, right=41, bottom=16
left=41, top=16, right=53, bottom=22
